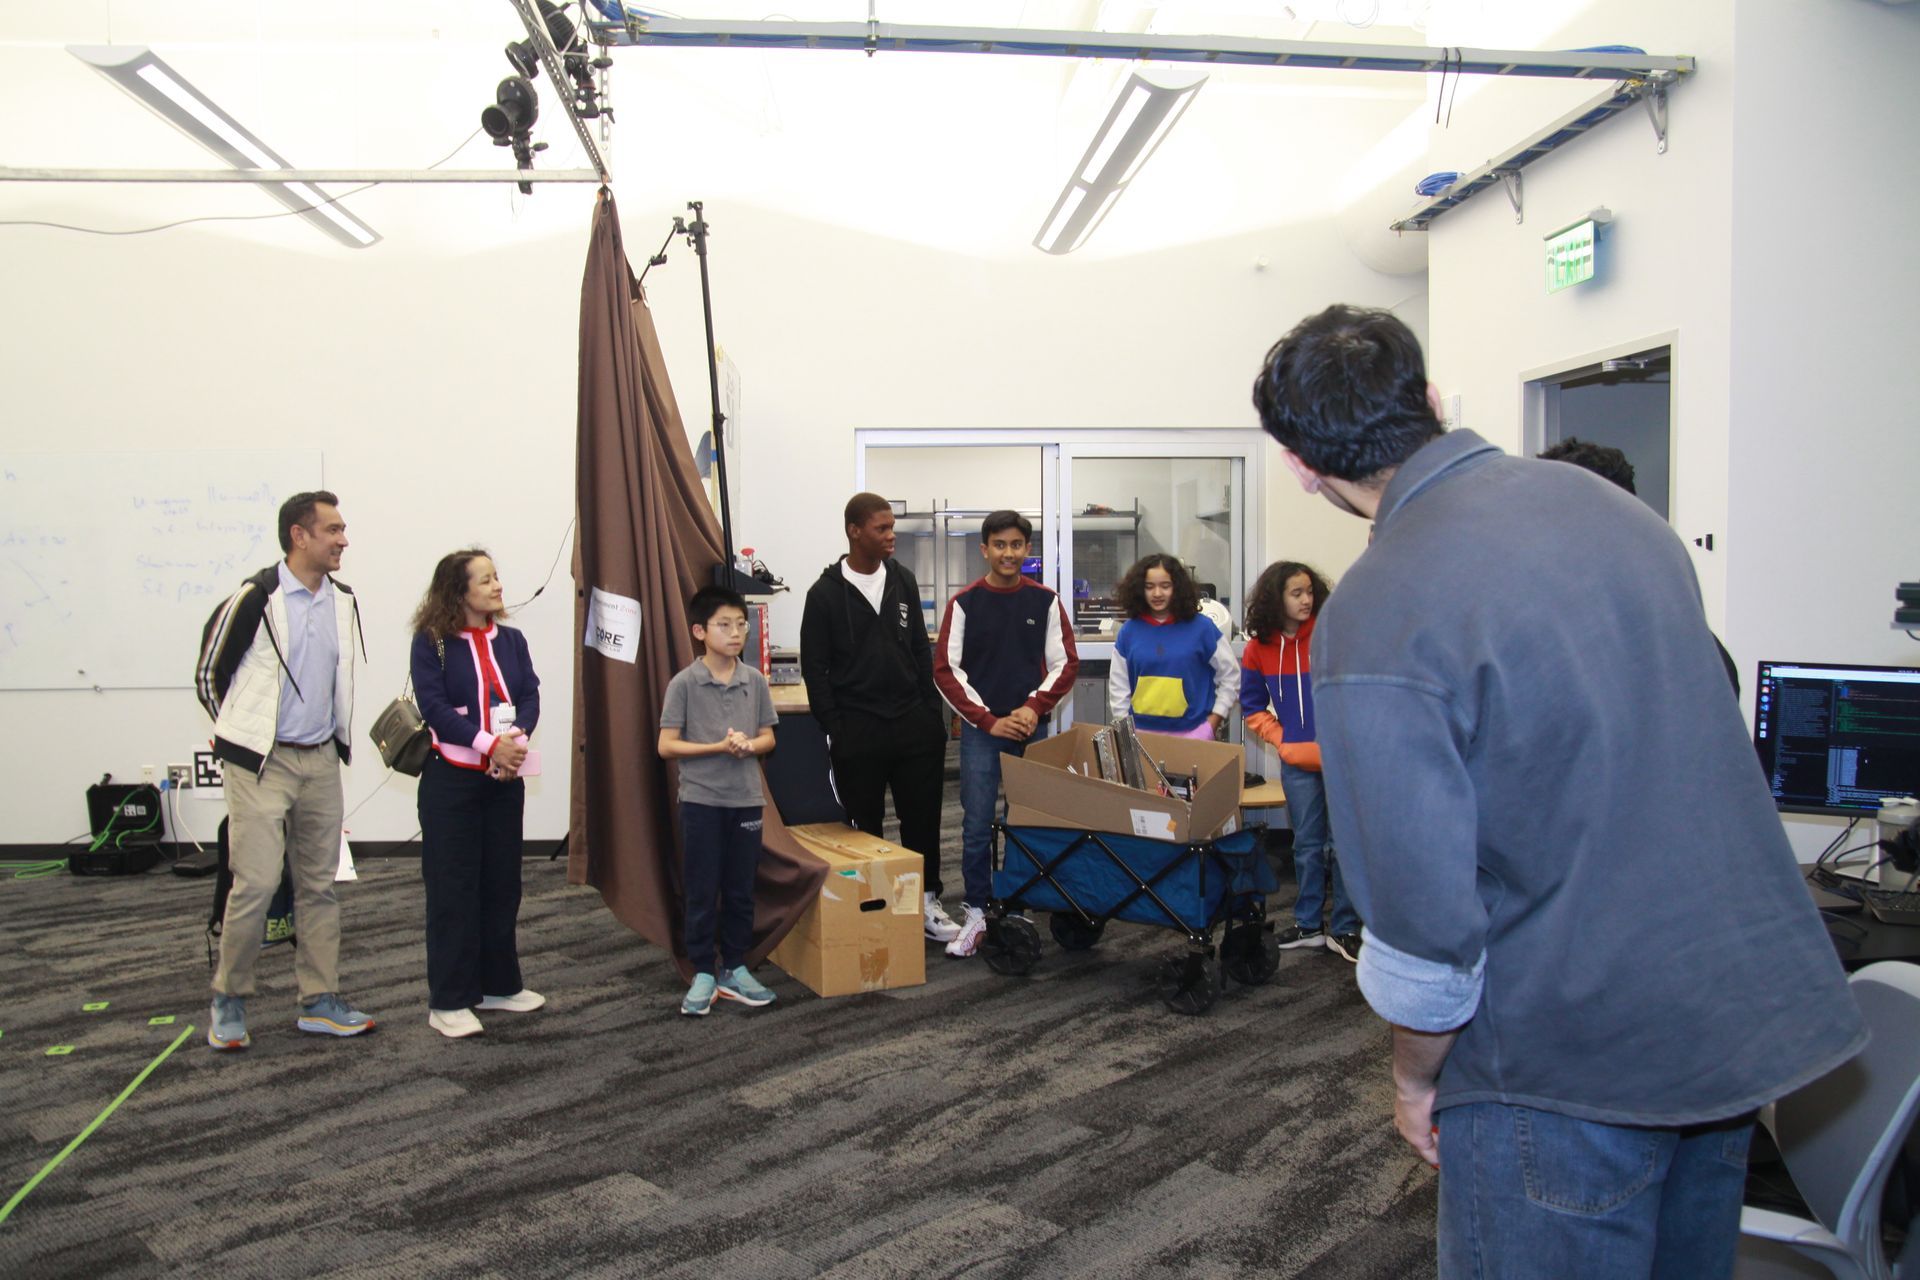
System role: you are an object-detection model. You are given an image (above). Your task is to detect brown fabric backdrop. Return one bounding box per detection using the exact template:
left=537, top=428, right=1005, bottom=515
left=569, top=191, right=825, bottom=980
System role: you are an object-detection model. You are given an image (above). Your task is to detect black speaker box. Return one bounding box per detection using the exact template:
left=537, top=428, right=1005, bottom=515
left=73, top=782, right=164, bottom=876
left=70, top=845, right=162, bottom=876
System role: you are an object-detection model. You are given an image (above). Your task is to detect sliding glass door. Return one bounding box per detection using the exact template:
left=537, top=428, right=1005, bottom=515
left=857, top=430, right=1261, bottom=728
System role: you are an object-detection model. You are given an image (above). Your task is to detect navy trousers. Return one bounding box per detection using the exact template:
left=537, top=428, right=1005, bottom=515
left=418, top=754, right=526, bottom=1010
left=681, top=801, right=764, bottom=975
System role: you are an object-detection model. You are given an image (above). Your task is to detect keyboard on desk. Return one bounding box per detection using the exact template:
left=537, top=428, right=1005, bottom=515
left=1861, top=887, right=1920, bottom=928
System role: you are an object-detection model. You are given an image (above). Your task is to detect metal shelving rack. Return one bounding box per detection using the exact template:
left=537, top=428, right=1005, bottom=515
left=892, top=500, right=1142, bottom=636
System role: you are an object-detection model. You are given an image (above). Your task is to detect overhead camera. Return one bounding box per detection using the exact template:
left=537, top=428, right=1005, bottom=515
left=481, top=75, right=544, bottom=194
left=504, top=1, right=610, bottom=120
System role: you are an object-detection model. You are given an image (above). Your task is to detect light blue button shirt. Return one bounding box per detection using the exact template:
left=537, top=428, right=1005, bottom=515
left=275, top=561, right=339, bottom=745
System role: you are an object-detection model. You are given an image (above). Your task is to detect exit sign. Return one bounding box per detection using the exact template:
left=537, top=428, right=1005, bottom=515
left=1544, top=211, right=1610, bottom=294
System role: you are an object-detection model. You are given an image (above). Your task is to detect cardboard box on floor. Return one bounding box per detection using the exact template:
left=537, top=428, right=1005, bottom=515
left=770, top=824, right=927, bottom=997
left=1002, top=725, right=1244, bottom=843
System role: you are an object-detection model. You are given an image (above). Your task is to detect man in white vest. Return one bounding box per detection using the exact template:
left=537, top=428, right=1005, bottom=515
left=195, top=490, right=375, bottom=1050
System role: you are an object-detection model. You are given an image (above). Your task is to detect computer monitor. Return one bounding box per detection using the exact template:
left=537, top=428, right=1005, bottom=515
left=1753, top=660, right=1920, bottom=817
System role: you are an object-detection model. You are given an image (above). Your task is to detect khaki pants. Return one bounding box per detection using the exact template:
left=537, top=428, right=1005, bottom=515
left=214, top=745, right=344, bottom=1001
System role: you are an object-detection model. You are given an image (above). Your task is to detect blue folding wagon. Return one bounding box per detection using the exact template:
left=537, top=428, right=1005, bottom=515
left=979, top=821, right=1280, bottom=1015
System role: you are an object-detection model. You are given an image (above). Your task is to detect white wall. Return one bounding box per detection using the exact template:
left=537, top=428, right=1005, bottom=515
left=1425, top=0, right=1920, bottom=859
left=0, top=26, right=1419, bottom=842
left=1723, top=0, right=1920, bottom=857
left=654, top=202, right=1420, bottom=658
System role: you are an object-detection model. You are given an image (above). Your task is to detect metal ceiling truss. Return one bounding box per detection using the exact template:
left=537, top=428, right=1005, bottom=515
left=591, top=17, right=1693, bottom=233
left=592, top=18, right=1693, bottom=83
left=1390, top=72, right=1677, bottom=232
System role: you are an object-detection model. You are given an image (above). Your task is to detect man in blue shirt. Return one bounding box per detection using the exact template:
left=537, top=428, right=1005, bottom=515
left=197, top=491, right=375, bottom=1049
left=1251, top=306, right=1863, bottom=1276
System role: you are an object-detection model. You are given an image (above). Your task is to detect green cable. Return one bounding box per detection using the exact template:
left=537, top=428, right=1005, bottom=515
left=0, top=861, right=68, bottom=881
left=0, top=1022, right=196, bottom=1225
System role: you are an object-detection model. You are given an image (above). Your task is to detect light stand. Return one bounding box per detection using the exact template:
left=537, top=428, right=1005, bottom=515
left=646, top=201, right=767, bottom=596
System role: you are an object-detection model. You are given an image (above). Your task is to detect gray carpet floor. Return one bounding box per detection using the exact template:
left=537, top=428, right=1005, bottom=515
left=0, top=770, right=1437, bottom=1278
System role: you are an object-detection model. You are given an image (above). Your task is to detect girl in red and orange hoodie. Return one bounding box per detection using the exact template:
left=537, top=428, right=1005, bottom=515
left=1240, top=561, right=1360, bottom=960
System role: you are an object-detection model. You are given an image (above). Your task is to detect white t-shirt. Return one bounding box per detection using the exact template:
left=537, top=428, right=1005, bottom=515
left=841, top=559, right=886, bottom=613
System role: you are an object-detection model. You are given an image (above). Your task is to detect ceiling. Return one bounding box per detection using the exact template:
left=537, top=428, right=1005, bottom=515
left=1, top=0, right=1623, bottom=258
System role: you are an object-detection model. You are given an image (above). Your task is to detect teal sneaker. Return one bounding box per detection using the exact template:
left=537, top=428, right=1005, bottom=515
left=296, top=993, right=376, bottom=1037
left=208, top=994, right=249, bottom=1051
left=716, top=966, right=776, bottom=1008
left=681, top=973, right=717, bottom=1017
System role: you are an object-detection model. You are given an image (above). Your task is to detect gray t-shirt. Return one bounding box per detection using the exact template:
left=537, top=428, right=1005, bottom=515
left=660, top=658, right=779, bottom=808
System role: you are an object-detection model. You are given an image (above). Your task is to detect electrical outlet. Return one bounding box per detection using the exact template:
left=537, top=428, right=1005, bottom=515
left=167, top=763, right=192, bottom=788
left=142, top=764, right=155, bottom=783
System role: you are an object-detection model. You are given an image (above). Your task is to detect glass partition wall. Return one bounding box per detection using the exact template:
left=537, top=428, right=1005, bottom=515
left=857, top=430, right=1261, bottom=729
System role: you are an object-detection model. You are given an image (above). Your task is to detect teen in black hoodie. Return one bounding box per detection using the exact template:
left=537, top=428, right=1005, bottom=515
left=799, top=494, right=958, bottom=942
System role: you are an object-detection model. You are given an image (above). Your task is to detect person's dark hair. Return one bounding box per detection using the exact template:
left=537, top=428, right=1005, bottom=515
left=1245, top=560, right=1331, bottom=641
left=278, top=489, right=340, bottom=554
left=844, top=492, right=893, bottom=532
left=980, top=510, right=1032, bottom=544
left=1114, top=554, right=1199, bottom=622
left=688, top=584, right=748, bottom=630
left=411, top=548, right=498, bottom=640
left=1539, top=437, right=1637, bottom=494
left=1252, top=305, right=1442, bottom=482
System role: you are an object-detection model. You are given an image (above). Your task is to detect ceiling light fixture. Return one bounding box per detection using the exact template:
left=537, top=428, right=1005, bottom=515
left=1034, top=72, right=1204, bottom=256
left=69, top=45, right=380, bottom=249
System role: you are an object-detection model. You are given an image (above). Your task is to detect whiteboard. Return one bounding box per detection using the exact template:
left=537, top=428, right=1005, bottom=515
left=0, top=451, right=323, bottom=689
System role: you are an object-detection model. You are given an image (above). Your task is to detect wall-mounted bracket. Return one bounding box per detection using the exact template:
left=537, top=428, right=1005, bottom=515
left=1496, top=169, right=1523, bottom=224
left=1643, top=71, right=1673, bottom=154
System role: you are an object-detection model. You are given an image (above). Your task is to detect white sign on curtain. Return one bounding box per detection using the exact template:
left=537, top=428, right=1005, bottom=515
left=586, top=586, right=641, bottom=664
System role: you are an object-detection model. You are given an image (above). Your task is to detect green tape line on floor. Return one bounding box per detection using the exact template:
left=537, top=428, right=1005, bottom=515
left=0, top=1022, right=196, bottom=1226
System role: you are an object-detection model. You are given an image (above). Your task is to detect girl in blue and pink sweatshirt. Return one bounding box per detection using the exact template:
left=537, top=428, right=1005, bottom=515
left=1240, top=560, right=1361, bottom=959
left=1108, top=554, right=1237, bottom=740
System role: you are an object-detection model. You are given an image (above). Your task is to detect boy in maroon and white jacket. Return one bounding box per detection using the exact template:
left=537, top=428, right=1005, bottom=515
left=932, top=510, right=1078, bottom=957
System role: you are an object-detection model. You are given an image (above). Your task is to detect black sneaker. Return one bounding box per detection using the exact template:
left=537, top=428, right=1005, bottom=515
left=1276, top=925, right=1325, bottom=950
left=1328, top=932, right=1363, bottom=964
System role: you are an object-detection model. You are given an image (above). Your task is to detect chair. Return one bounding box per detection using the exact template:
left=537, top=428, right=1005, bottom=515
left=1736, top=961, right=1920, bottom=1280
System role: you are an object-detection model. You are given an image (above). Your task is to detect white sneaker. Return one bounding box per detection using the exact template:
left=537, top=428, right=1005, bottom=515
left=923, top=893, right=962, bottom=943
left=945, top=905, right=987, bottom=958
left=429, top=1008, right=484, bottom=1038
left=476, top=989, right=546, bottom=1013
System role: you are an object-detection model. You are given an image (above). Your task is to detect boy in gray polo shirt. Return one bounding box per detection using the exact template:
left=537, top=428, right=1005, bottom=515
left=659, top=585, right=781, bottom=1016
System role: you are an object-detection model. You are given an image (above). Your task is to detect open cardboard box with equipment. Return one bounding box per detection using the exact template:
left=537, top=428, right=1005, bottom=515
left=769, top=824, right=927, bottom=997
left=1002, top=724, right=1245, bottom=843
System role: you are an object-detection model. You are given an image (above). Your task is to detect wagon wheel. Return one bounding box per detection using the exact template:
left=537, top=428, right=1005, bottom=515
left=1220, top=920, right=1279, bottom=987
left=983, top=915, right=1044, bottom=976
left=1158, top=952, right=1218, bottom=1015
left=1048, top=912, right=1107, bottom=951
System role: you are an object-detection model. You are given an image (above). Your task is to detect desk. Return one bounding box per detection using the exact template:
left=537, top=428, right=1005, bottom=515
left=771, top=683, right=810, bottom=716
left=1240, top=780, right=1287, bottom=812
left=1808, top=872, right=1920, bottom=968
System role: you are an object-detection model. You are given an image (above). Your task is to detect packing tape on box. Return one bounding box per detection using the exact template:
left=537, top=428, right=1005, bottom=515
left=891, top=872, right=922, bottom=914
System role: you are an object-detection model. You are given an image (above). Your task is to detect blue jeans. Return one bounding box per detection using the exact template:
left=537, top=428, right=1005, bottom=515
left=1280, top=761, right=1358, bottom=934
left=1437, top=1102, right=1755, bottom=1280
left=959, top=723, right=1033, bottom=908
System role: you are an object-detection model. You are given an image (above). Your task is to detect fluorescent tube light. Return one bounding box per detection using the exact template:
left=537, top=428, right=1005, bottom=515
left=70, top=45, right=380, bottom=249
left=1034, top=72, right=1203, bottom=256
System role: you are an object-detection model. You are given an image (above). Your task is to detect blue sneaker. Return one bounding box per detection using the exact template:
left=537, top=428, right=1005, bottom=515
left=716, top=966, right=776, bottom=1008
left=681, top=973, right=717, bottom=1017
left=208, top=994, right=249, bottom=1051
left=296, top=993, right=376, bottom=1037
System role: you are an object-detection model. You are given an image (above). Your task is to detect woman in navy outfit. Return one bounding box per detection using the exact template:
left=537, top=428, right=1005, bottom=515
left=410, top=549, right=544, bottom=1039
